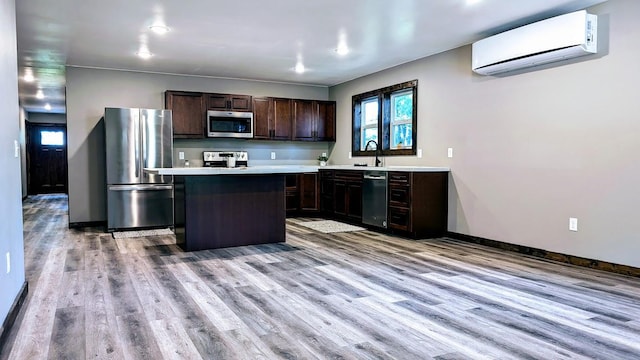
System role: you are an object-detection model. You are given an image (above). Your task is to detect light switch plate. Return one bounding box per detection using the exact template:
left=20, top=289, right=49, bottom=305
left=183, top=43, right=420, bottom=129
left=417, top=149, right=422, bottom=158
left=6, top=252, right=9, bottom=274
left=271, top=151, right=276, bottom=160
left=447, top=148, right=453, bottom=158
left=178, top=151, right=185, bottom=160
left=348, top=151, right=352, bottom=159
left=14, top=140, right=19, bottom=158
left=569, top=218, right=578, bottom=231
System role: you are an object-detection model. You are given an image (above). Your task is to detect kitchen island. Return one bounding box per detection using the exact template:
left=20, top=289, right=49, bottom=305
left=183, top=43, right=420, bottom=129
left=145, top=166, right=318, bottom=251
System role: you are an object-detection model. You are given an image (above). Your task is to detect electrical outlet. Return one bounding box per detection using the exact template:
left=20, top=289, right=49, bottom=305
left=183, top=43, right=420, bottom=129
left=322, top=152, right=327, bottom=157
left=417, top=149, right=423, bottom=158
left=569, top=217, right=578, bottom=232
left=447, top=148, right=453, bottom=158
left=271, top=151, right=276, bottom=160
left=6, top=252, right=10, bottom=274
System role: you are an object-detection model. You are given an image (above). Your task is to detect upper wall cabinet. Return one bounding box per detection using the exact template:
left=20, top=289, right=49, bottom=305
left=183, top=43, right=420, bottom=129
left=293, top=100, right=336, bottom=142
left=253, top=97, right=293, bottom=140
left=165, top=91, right=206, bottom=138
left=207, top=93, right=252, bottom=112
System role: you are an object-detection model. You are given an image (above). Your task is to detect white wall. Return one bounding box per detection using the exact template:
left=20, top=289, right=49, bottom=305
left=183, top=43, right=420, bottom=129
left=330, top=0, right=640, bottom=267
left=19, top=107, right=27, bottom=198
left=65, top=67, right=329, bottom=224
left=0, top=0, right=26, bottom=327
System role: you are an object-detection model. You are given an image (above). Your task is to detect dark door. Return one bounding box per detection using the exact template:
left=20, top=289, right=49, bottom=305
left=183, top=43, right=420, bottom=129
left=27, top=122, right=68, bottom=194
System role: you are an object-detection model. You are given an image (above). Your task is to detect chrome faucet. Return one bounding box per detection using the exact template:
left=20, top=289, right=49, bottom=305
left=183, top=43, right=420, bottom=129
left=364, top=139, right=382, bottom=167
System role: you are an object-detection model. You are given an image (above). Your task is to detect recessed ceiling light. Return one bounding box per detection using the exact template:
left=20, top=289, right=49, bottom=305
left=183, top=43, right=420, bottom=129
left=137, top=48, right=153, bottom=59
left=44, top=103, right=51, bottom=111
left=335, top=44, right=349, bottom=56
left=294, top=62, right=305, bottom=74
left=36, top=89, right=44, bottom=99
left=149, top=25, right=170, bottom=35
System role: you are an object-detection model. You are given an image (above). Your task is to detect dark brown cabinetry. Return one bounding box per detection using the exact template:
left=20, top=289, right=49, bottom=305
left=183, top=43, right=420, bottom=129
left=387, top=171, right=448, bottom=238
left=333, top=170, right=363, bottom=222
left=207, top=93, right=252, bottom=112
left=165, top=91, right=206, bottom=138
left=293, top=100, right=336, bottom=141
left=285, top=172, right=320, bottom=215
left=299, top=173, right=319, bottom=211
left=253, top=97, right=293, bottom=140
left=316, top=101, right=336, bottom=141
left=319, top=170, right=334, bottom=215
left=285, top=174, right=299, bottom=214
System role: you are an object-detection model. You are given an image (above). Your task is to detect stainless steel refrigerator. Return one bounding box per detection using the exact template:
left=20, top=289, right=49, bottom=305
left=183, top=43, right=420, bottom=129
left=104, top=107, right=173, bottom=232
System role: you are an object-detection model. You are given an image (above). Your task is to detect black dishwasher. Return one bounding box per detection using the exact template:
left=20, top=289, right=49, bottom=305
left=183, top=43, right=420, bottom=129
left=362, top=170, right=388, bottom=228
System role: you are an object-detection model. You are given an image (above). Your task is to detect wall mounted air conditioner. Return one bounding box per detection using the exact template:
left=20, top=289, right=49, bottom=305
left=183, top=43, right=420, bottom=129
left=472, top=10, right=598, bottom=75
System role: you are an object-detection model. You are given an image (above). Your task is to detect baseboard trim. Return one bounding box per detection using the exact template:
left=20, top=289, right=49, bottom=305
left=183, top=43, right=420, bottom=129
left=0, top=281, right=28, bottom=353
left=447, top=232, right=640, bottom=278
left=68, top=221, right=106, bottom=229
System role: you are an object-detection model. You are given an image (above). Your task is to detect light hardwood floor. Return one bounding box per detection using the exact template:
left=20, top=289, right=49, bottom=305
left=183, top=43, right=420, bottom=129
left=2, top=194, right=640, bottom=359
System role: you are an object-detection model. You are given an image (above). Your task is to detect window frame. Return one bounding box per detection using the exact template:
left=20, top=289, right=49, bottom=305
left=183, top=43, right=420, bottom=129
left=352, top=79, right=417, bottom=157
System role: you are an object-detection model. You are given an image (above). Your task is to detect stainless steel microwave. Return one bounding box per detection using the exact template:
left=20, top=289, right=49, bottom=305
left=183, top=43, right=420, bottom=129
left=207, top=110, right=253, bottom=138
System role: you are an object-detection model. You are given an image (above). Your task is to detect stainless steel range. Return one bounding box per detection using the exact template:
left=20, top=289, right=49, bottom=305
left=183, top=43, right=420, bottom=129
left=203, top=151, right=248, bottom=168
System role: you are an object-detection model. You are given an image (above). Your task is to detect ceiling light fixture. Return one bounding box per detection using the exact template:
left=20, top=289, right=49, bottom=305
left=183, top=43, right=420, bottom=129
left=149, top=24, right=170, bottom=35
left=335, top=31, right=350, bottom=56
left=294, top=62, right=305, bottom=74
left=137, top=48, right=153, bottom=59
left=36, top=89, right=44, bottom=99
left=335, top=43, right=349, bottom=56
left=44, top=103, right=51, bottom=111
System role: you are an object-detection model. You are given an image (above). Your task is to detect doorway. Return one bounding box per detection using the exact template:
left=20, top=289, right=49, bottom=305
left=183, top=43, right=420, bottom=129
left=26, top=122, right=68, bottom=194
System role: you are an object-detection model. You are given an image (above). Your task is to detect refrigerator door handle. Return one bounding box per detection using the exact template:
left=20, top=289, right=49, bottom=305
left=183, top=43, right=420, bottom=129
left=141, top=112, right=147, bottom=182
left=109, top=184, right=174, bottom=191
left=134, top=112, right=141, bottom=179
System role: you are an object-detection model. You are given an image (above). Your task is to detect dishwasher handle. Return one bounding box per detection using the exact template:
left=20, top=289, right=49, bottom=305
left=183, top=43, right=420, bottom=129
left=364, top=174, right=387, bottom=180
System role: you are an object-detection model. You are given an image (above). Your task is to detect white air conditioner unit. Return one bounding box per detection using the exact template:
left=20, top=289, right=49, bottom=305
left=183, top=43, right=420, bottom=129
left=472, top=10, right=598, bottom=75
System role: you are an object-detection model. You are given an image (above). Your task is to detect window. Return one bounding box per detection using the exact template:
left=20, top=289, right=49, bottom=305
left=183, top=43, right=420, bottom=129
left=390, top=90, right=413, bottom=150
left=360, top=97, right=379, bottom=150
left=352, top=80, right=417, bottom=156
left=41, top=131, right=64, bottom=146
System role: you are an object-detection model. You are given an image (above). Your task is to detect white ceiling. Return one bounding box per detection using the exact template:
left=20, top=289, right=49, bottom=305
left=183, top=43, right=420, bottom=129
left=15, top=0, right=606, bottom=114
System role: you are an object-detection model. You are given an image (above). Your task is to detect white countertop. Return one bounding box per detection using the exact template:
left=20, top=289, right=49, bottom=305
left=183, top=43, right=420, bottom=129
left=145, top=165, right=449, bottom=176
left=321, top=165, right=450, bottom=172
left=145, top=165, right=320, bottom=176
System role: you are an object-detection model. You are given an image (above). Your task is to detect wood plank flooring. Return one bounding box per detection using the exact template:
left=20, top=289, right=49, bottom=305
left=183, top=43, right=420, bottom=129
left=2, top=194, right=640, bottom=359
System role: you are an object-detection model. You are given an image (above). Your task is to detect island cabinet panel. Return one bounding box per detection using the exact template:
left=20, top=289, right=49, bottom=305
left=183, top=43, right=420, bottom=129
left=174, top=175, right=285, bottom=251
left=387, top=171, right=448, bottom=238
left=165, top=91, right=206, bottom=138
left=207, top=93, right=252, bottom=111
left=252, top=97, right=292, bottom=140
left=333, top=170, right=363, bottom=223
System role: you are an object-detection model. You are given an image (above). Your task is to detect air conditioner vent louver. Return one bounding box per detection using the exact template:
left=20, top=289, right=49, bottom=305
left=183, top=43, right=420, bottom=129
left=472, top=10, right=598, bottom=75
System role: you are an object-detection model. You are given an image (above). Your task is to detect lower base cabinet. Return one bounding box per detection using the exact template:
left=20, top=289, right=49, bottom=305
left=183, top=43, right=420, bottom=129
left=286, top=173, right=320, bottom=215
left=387, top=171, right=448, bottom=238
left=315, top=169, right=448, bottom=239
